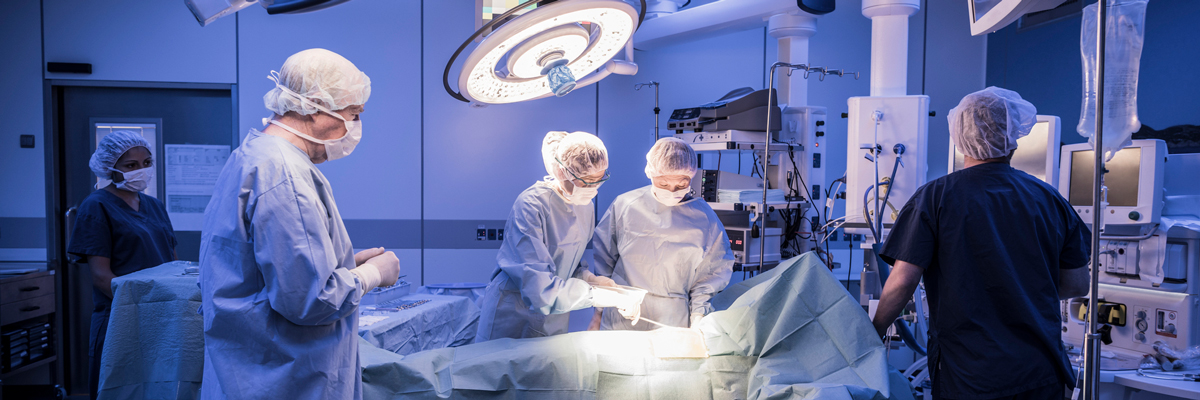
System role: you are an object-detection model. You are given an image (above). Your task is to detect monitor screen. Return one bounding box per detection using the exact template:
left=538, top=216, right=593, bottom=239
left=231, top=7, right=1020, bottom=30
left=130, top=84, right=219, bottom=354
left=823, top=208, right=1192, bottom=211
left=1069, top=148, right=1141, bottom=207
left=952, top=121, right=1052, bottom=183
left=1011, top=121, right=1051, bottom=182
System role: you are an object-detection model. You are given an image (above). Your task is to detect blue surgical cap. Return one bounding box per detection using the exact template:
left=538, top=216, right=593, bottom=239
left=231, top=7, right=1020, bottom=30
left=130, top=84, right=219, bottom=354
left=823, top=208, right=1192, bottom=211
left=89, top=130, right=151, bottom=179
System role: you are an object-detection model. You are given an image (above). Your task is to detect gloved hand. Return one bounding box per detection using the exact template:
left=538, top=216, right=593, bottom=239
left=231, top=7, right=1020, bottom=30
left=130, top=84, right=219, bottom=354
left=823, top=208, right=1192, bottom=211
left=354, top=247, right=386, bottom=266
left=587, top=275, right=617, bottom=288
left=592, top=286, right=642, bottom=324
left=352, top=251, right=400, bottom=292
left=618, top=303, right=642, bottom=326
left=690, top=313, right=704, bottom=328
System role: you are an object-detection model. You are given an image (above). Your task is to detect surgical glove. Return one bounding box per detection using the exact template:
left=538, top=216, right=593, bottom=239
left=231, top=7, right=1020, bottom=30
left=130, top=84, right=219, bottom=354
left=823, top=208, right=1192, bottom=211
left=690, top=314, right=704, bottom=328
left=593, top=287, right=642, bottom=324
left=354, top=251, right=400, bottom=292
left=618, top=303, right=642, bottom=326
left=351, top=265, right=381, bottom=292
left=587, top=275, right=617, bottom=288
left=354, top=247, right=386, bottom=266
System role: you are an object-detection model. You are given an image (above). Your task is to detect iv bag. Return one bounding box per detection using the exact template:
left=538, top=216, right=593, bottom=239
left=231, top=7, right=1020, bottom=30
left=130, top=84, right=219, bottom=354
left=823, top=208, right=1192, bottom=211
left=1078, top=0, right=1148, bottom=161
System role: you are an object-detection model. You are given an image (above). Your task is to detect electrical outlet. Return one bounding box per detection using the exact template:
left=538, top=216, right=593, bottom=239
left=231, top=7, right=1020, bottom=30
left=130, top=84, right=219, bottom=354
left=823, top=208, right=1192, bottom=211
left=852, top=234, right=863, bottom=242
left=830, top=229, right=839, bottom=241
left=487, top=229, right=497, bottom=240
left=842, top=231, right=852, bottom=242
left=497, top=228, right=505, bottom=241
left=477, top=225, right=487, bottom=241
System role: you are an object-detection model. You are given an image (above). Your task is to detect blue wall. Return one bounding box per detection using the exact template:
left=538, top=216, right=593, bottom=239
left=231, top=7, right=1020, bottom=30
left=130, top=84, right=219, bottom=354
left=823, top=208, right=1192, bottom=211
left=1, top=0, right=49, bottom=262
left=986, top=0, right=1200, bottom=145
left=4, top=0, right=987, bottom=285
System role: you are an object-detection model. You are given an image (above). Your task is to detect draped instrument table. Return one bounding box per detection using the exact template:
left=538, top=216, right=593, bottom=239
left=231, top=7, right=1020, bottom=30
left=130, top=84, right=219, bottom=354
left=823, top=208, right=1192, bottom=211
left=98, top=261, right=478, bottom=399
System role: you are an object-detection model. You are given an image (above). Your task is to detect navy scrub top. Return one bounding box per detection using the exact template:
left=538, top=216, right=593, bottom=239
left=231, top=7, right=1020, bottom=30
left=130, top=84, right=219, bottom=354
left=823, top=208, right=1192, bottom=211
left=68, top=189, right=178, bottom=308
left=879, top=162, right=1091, bottom=399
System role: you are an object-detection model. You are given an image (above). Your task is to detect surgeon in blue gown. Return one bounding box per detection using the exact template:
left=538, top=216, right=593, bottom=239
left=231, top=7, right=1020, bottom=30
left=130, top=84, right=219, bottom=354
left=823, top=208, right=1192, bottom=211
left=592, top=137, right=734, bottom=330
left=69, top=130, right=177, bottom=400
left=476, top=131, right=641, bottom=342
left=199, top=49, right=401, bottom=400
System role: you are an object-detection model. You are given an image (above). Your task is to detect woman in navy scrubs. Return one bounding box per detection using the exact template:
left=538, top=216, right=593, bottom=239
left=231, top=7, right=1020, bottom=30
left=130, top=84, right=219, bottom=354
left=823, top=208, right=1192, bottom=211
left=68, top=130, right=177, bottom=399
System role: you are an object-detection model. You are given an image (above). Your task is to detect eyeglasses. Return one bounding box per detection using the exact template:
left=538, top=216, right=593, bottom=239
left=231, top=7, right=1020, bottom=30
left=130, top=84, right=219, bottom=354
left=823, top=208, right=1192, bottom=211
left=556, top=157, right=610, bottom=186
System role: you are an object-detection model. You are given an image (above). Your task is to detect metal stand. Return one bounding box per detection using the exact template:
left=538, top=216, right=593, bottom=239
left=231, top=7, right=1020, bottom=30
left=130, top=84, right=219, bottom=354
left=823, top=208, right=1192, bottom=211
left=1082, top=1, right=1108, bottom=399
left=636, top=81, right=661, bottom=141
left=763, top=62, right=857, bottom=272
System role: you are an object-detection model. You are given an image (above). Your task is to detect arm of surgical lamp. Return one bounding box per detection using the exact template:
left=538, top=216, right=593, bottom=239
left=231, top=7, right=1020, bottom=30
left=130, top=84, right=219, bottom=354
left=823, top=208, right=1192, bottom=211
left=264, top=0, right=352, bottom=15
left=574, top=41, right=640, bottom=88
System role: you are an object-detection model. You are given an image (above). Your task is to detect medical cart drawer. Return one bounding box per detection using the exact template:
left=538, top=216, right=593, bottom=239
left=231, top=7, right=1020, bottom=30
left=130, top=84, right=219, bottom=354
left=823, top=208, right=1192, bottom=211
left=0, top=274, right=53, bottom=305
left=0, top=295, right=54, bottom=326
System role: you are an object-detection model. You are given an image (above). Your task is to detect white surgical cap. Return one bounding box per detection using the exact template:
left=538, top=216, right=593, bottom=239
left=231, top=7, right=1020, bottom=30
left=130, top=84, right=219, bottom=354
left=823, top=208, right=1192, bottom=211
left=948, top=86, right=1037, bottom=160
left=263, top=48, right=371, bottom=115
left=542, top=131, right=608, bottom=181
left=645, top=137, right=697, bottom=179
left=89, top=130, right=151, bottom=179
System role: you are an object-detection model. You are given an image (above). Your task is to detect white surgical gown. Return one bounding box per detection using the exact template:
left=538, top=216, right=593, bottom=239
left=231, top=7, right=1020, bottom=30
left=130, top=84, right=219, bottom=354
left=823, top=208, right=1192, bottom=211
left=593, top=186, right=734, bottom=330
left=199, top=129, right=364, bottom=400
left=476, top=180, right=597, bottom=341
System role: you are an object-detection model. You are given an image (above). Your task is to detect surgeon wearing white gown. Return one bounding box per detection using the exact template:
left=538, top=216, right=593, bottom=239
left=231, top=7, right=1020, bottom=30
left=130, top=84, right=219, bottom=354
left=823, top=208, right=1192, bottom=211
left=592, top=137, right=734, bottom=330
left=477, top=131, right=640, bottom=342
left=199, top=49, right=401, bottom=400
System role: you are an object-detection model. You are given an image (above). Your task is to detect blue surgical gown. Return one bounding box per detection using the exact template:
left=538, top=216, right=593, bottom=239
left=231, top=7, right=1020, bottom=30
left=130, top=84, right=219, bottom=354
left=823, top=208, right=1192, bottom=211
left=879, top=162, right=1091, bottom=399
left=68, top=189, right=177, bottom=399
left=199, top=129, right=364, bottom=400
left=593, top=186, right=734, bottom=330
left=476, top=180, right=597, bottom=342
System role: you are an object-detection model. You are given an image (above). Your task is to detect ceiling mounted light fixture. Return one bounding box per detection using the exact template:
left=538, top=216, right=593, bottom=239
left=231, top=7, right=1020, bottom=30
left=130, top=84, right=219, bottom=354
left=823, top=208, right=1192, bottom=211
left=445, top=0, right=646, bottom=105
left=184, top=0, right=353, bottom=27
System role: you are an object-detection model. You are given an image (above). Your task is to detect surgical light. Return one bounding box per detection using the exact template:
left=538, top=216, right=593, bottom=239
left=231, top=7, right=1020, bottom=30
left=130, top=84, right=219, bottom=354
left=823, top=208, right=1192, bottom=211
left=445, top=0, right=646, bottom=105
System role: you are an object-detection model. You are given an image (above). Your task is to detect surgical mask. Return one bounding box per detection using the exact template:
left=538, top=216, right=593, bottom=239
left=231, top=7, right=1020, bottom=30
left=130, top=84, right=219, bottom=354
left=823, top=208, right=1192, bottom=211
left=266, top=78, right=363, bottom=161
left=266, top=115, right=361, bottom=161
left=109, top=167, right=154, bottom=193
left=564, top=186, right=599, bottom=205
left=652, top=186, right=690, bottom=206
left=546, top=176, right=599, bottom=205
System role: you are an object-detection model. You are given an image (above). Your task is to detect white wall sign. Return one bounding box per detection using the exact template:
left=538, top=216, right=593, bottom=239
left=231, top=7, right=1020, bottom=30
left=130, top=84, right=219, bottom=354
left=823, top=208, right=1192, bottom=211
left=164, top=144, right=230, bottom=231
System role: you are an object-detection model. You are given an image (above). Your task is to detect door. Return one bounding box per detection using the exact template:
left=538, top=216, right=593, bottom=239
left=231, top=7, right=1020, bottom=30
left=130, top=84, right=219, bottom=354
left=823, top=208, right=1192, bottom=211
left=46, top=82, right=236, bottom=397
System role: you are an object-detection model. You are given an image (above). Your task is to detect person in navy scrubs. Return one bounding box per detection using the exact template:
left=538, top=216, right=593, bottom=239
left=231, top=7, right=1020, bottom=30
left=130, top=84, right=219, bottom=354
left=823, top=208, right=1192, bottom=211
left=68, top=130, right=177, bottom=399
left=871, top=88, right=1091, bottom=400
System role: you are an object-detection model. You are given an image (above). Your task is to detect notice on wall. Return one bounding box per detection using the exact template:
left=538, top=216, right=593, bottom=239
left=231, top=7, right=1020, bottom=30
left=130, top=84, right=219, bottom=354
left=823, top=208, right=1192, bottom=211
left=164, top=144, right=230, bottom=231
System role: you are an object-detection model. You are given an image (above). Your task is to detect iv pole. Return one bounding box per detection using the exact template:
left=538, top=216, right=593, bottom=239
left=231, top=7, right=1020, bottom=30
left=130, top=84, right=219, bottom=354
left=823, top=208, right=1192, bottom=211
left=635, top=81, right=661, bottom=141
left=1082, top=0, right=1107, bottom=398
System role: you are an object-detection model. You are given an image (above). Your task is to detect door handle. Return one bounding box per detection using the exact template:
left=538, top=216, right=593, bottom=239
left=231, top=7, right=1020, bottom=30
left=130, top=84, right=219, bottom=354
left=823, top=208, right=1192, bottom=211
left=20, top=306, right=40, bottom=312
left=19, top=286, right=40, bottom=292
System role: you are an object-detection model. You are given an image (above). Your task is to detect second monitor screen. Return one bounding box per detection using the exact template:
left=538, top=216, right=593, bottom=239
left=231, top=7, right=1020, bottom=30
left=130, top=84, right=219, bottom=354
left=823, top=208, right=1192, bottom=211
left=1069, top=147, right=1141, bottom=207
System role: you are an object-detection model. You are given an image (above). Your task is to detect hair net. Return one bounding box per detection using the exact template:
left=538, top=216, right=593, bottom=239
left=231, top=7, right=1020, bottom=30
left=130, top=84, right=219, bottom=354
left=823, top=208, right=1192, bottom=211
left=542, top=131, right=608, bottom=181
left=89, top=130, right=151, bottom=179
left=645, top=137, right=697, bottom=179
left=263, top=48, right=372, bottom=116
left=948, top=86, right=1038, bottom=160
